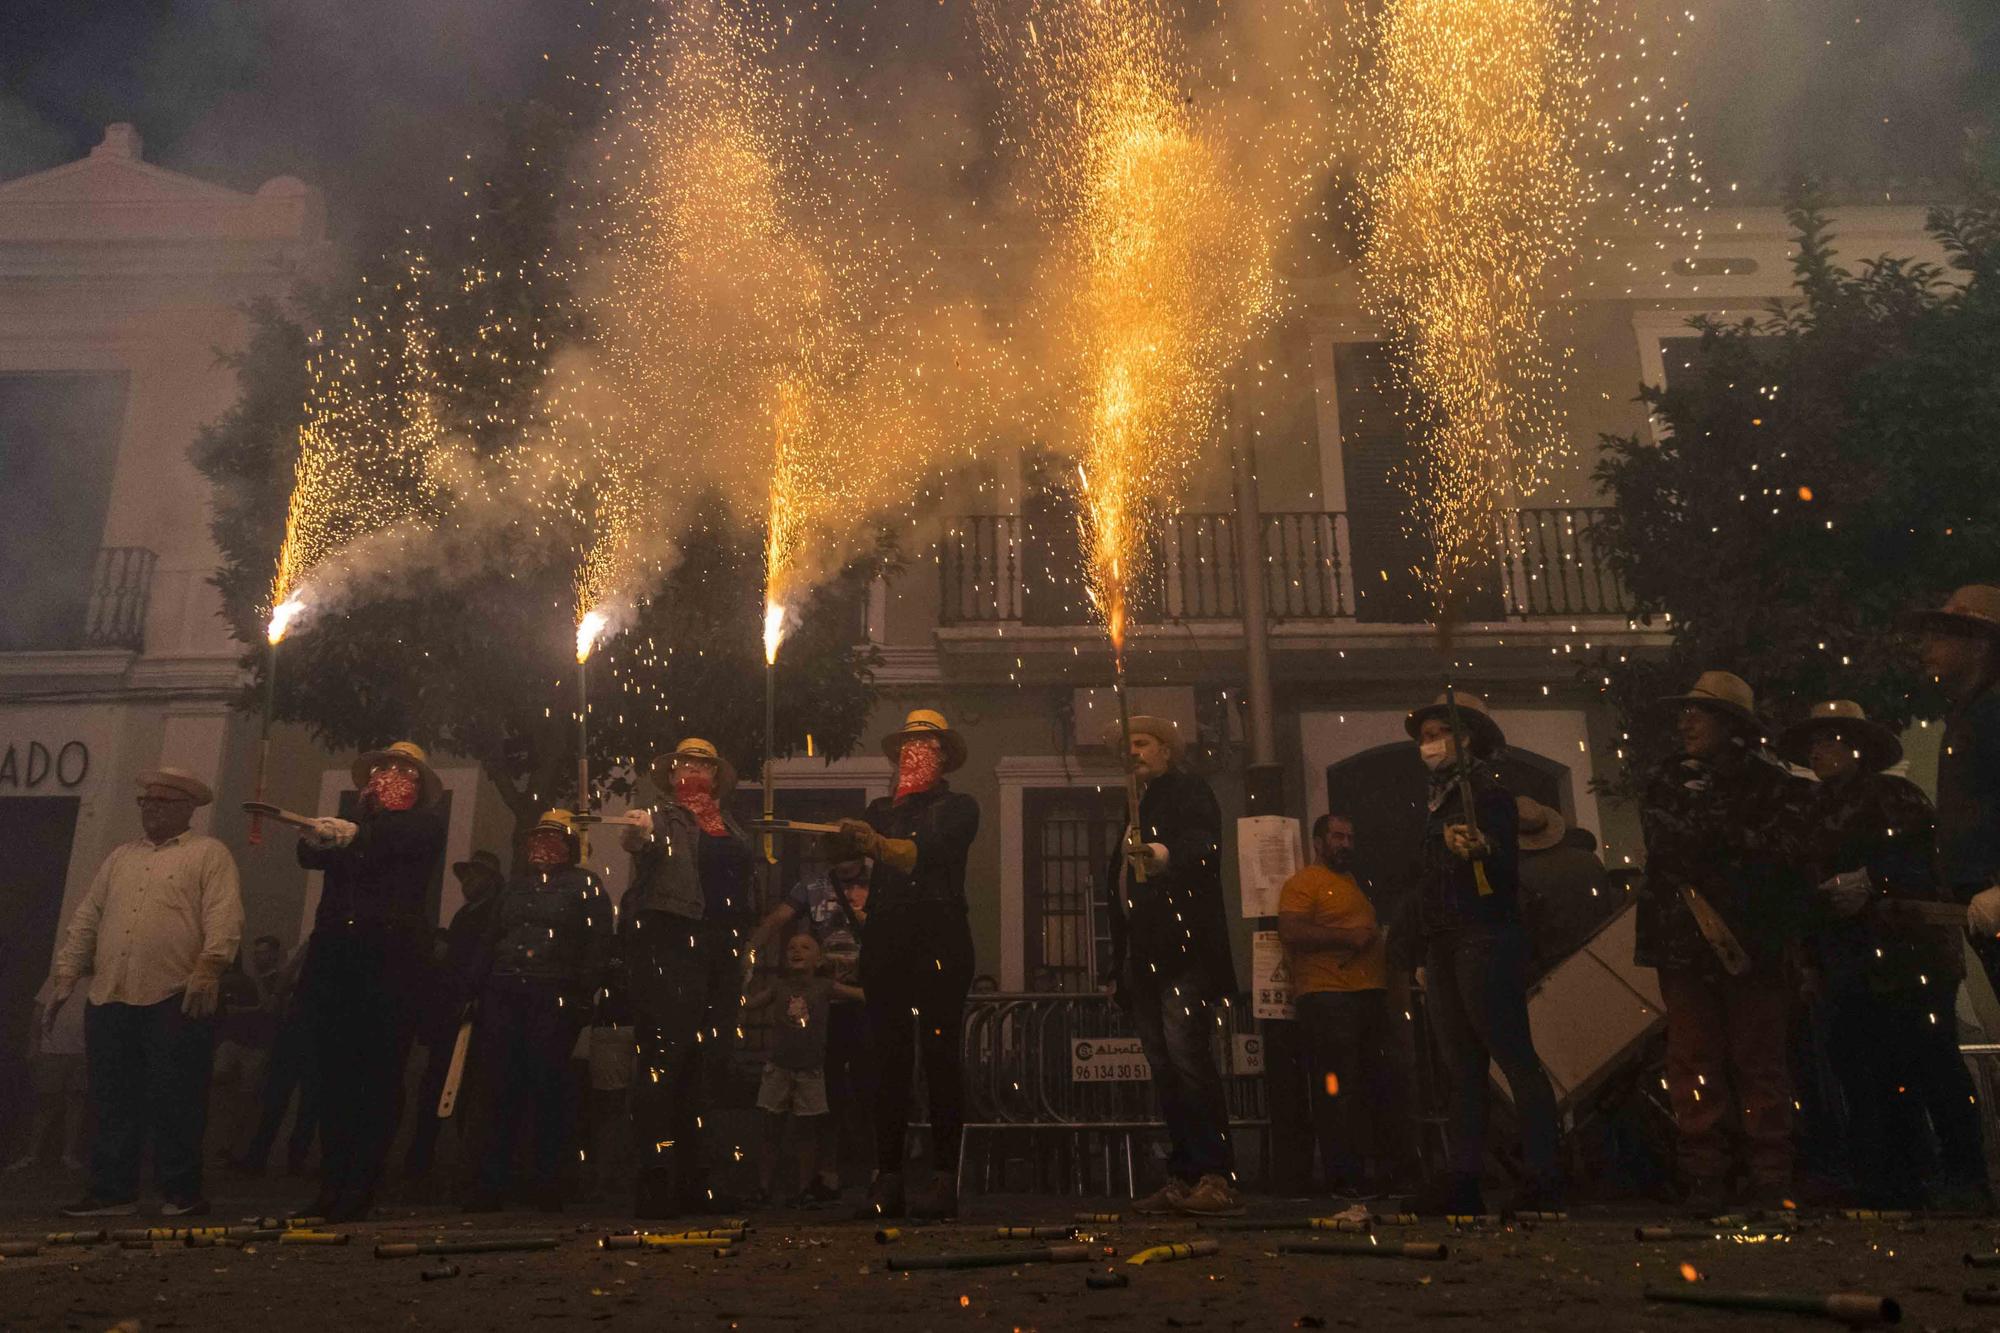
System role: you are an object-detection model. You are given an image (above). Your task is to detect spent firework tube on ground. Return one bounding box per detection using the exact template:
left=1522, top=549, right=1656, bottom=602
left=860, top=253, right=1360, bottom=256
left=1197, top=1217, right=1370, bottom=1233
left=375, top=1237, right=561, bottom=1258
left=887, top=1244, right=1092, bottom=1271
left=994, top=1226, right=1077, bottom=1240
left=1278, top=1240, right=1449, bottom=1261
left=1126, top=1239, right=1221, bottom=1266
left=1642, top=1286, right=1899, bottom=1325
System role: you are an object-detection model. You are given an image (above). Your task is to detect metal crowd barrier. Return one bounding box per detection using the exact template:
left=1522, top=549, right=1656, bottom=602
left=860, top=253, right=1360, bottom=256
left=955, top=993, right=1270, bottom=1198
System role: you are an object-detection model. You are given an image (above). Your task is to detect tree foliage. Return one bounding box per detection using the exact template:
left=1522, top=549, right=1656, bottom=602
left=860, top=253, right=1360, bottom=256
left=1588, top=188, right=2000, bottom=785
left=191, top=96, right=880, bottom=846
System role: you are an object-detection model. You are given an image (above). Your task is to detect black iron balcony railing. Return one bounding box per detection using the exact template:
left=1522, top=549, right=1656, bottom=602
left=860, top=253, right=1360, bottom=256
left=2, top=546, right=156, bottom=653
left=938, top=510, right=1630, bottom=628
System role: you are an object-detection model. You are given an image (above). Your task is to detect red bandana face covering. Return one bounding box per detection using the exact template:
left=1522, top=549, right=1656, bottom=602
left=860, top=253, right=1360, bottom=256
left=525, top=830, right=570, bottom=869
left=365, top=765, right=421, bottom=812
left=895, top=738, right=943, bottom=801
left=674, top=764, right=727, bottom=835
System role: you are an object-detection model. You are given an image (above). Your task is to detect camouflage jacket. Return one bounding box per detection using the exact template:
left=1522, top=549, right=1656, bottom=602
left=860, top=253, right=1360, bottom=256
left=1635, top=746, right=1815, bottom=975
left=1806, top=771, right=1962, bottom=996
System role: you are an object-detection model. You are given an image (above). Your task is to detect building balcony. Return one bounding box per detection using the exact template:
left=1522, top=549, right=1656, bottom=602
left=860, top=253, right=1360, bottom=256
left=0, top=546, right=156, bottom=655
left=939, top=508, right=1634, bottom=630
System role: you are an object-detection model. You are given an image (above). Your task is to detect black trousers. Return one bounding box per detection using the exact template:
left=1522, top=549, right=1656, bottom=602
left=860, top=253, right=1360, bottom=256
left=1827, top=981, right=1986, bottom=1205
left=244, top=1005, right=320, bottom=1171
left=300, top=925, right=425, bottom=1205
left=85, top=997, right=214, bottom=1202
left=823, top=1000, right=877, bottom=1176
left=625, top=912, right=745, bottom=1206
left=861, top=903, right=974, bottom=1175
left=462, top=983, right=585, bottom=1199
left=1295, top=988, right=1404, bottom=1189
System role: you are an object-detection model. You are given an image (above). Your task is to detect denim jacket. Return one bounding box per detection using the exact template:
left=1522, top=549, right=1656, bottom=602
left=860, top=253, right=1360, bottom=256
left=622, top=801, right=753, bottom=920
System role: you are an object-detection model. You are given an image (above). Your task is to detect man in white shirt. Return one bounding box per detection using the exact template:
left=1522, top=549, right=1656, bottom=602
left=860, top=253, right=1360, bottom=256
left=44, top=767, right=243, bottom=1217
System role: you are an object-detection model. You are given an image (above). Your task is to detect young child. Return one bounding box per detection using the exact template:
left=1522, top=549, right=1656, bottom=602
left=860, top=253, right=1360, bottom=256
left=744, top=933, right=862, bottom=1204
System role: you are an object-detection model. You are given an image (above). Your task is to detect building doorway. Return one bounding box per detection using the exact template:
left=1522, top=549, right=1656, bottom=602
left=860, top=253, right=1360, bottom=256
left=1021, top=787, right=1125, bottom=992
left=0, top=796, right=81, bottom=1150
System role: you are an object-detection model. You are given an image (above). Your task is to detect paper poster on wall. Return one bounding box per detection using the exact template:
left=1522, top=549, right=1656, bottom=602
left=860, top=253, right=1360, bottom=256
left=1236, top=815, right=1303, bottom=918
left=1251, top=928, right=1295, bottom=1019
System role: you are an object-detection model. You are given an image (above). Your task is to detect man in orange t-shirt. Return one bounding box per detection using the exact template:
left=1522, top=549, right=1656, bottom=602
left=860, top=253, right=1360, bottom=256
left=1279, top=814, right=1398, bottom=1195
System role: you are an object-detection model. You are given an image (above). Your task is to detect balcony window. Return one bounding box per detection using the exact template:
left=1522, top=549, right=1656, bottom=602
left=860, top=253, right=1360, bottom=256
left=0, top=373, right=132, bottom=651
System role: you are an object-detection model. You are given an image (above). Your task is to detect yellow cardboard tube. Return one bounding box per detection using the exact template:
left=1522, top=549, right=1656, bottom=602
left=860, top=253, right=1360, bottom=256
left=1126, top=1239, right=1220, bottom=1266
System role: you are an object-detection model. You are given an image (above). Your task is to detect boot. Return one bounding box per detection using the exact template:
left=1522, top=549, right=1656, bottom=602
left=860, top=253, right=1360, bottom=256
left=1411, top=1172, right=1484, bottom=1217
left=634, top=1168, right=678, bottom=1220
left=908, top=1169, right=959, bottom=1221
left=855, top=1170, right=906, bottom=1220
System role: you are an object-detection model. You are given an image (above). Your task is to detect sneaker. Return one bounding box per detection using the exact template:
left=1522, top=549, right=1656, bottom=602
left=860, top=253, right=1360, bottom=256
left=1133, top=1177, right=1189, bottom=1216
left=159, top=1197, right=210, bottom=1218
left=1177, top=1173, right=1246, bottom=1217
left=61, top=1195, right=139, bottom=1218
left=854, top=1170, right=905, bottom=1221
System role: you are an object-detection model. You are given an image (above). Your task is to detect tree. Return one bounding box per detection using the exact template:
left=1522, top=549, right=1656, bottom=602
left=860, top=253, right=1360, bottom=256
left=1587, top=188, right=2000, bottom=785
left=192, top=95, right=882, bottom=856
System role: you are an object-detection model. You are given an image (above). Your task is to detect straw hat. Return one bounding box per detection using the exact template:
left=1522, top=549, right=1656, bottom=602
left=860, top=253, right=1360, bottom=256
left=1899, top=584, right=2000, bottom=640
left=451, top=848, right=504, bottom=890
left=1404, top=691, right=1507, bottom=755
left=1515, top=796, right=1568, bottom=853
left=351, top=740, right=442, bottom=804
left=880, top=708, right=967, bottom=772
left=1776, top=699, right=1902, bottom=774
left=135, top=767, right=213, bottom=806
left=1098, top=714, right=1182, bottom=755
left=650, top=738, right=737, bottom=796
left=1660, top=670, right=1760, bottom=733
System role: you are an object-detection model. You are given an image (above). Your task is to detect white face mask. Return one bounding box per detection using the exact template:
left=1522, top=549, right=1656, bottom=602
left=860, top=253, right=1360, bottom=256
left=1419, top=737, right=1454, bottom=771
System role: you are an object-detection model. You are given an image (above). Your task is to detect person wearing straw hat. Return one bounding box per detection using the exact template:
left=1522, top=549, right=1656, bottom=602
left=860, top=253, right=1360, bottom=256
left=1780, top=700, right=1988, bottom=1210
left=617, top=737, right=756, bottom=1218
left=1100, top=713, right=1241, bottom=1218
left=1635, top=672, right=1814, bottom=1211
left=47, top=767, right=242, bottom=1219
left=1901, top=586, right=2000, bottom=966
left=292, top=739, right=449, bottom=1222
left=1404, top=692, right=1561, bottom=1217
left=459, top=810, right=613, bottom=1212
left=833, top=708, right=980, bottom=1221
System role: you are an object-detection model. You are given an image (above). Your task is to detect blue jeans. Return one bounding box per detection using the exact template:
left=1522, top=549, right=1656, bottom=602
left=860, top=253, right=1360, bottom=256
left=1425, top=927, right=1558, bottom=1181
left=1124, top=962, right=1232, bottom=1181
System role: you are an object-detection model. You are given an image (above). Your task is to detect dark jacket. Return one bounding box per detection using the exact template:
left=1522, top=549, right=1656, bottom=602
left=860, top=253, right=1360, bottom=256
left=1807, top=770, right=1961, bottom=996
left=480, top=864, right=614, bottom=1001
left=1105, top=766, right=1237, bottom=1001
left=623, top=801, right=754, bottom=920
left=1416, top=771, right=1524, bottom=940
left=1936, top=682, right=2000, bottom=897
left=862, top=781, right=980, bottom=913
left=298, top=802, right=449, bottom=936
left=1635, top=747, right=1814, bottom=975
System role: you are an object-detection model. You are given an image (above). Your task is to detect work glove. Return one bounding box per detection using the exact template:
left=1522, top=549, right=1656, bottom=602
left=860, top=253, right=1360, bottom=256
left=619, top=808, right=655, bottom=851
left=181, top=959, right=225, bottom=1019
left=1817, top=870, right=1872, bottom=919
left=304, top=817, right=358, bottom=849
left=1443, top=823, right=1490, bottom=860
left=835, top=818, right=882, bottom=859
left=1967, top=886, right=2000, bottom=938
left=1124, top=841, right=1168, bottom=877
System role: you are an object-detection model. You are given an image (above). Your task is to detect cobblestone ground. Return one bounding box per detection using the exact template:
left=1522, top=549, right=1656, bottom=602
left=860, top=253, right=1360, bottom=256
left=2, top=1173, right=1997, bottom=1331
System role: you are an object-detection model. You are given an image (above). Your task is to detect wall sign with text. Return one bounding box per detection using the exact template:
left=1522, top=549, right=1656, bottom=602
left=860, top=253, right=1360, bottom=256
left=0, top=741, right=89, bottom=790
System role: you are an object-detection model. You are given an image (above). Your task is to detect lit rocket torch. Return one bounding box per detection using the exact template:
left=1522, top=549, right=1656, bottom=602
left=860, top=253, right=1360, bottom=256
left=1080, top=463, right=1147, bottom=886
left=575, top=609, right=609, bottom=816
left=760, top=597, right=785, bottom=864
left=250, top=594, right=307, bottom=844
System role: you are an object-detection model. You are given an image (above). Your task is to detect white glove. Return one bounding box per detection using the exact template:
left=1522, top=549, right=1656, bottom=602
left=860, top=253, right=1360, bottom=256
left=620, top=808, right=655, bottom=851
left=1817, top=870, right=1872, bottom=919
left=306, top=816, right=358, bottom=849
left=1968, top=886, right=2000, bottom=938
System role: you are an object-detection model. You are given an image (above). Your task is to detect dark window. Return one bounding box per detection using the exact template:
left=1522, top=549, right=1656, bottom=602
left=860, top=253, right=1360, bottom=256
left=0, top=374, right=129, bottom=651
left=1022, top=786, right=1124, bottom=991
